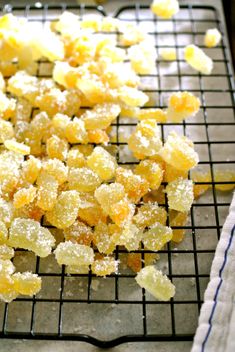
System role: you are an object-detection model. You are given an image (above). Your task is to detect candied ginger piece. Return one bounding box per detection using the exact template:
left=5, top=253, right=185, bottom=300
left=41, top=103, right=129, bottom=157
left=53, top=61, right=78, bottom=89
left=55, top=241, right=94, bottom=266
left=94, top=182, right=126, bottom=214
left=128, top=119, right=162, bottom=158
left=12, top=272, right=41, bottom=296
left=13, top=185, right=36, bottom=209
left=0, top=119, right=14, bottom=142
left=136, top=266, right=175, bottom=301
left=118, top=86, right=149, bottom=107
left=87, top=146, right=117, bottom=181
left=127, top=253, right=159, bottom=273
left=167, top=91, right=200, bottom=122
left=46, top=135, right=68, bottom=161
left=184, top=44, right=213, bottom=75
left=78, top=193, right=107, bottom=226
left=87, top=129, right=109, bottom=144
left=8, top=218, right=55, bottom=257
left=64, top=220, right=93, bottom=246
left=0, top=92, right=16, bottom=120
left=30, top=111, right=51, bottom=141
left=7, top=71, right=39, bottom=103
left=46, top=191, right=80, bottom=229
left=110, top=222, right=142, bottom=251
left=133, top=203, right=167, bottom=228
left=204, top=28, right=221, bottom=48
left=159, top=131, right=199, bottom=171
left=151, top=0, right=179, bottom=19
left=81, top=103, right=120, bottom=130
left=191, top=171, right=210, bottom=198
left=137, top=108, right=167, bottom=123
left=166, top=177, right=194, bottom=212
left=0, top=221, right=8, bottom=244
left=159, top=48, right=177, bottom=61
left=21, top=156, right=41, bottom=184
left=31, top=29, right=64, bottom=61
left=42, top=159, right=68, bottom=185
left=135, top=160, right=163, bottom=190
left=164, top=163, right=188, bottom=183
left=4, top=139, right=30, bottom=155
left=128, top=41, right=157, bottom=74
left=67, top=148, right=86, bottom=168
left=169, top=210, right=188, bottom=243
left=119, top=23, right=147, bottom=46
left=109, top=199, right=135, bottom=227
left=214, top=170, right=235, bottom=191
left=65, top=118, right=88, bottom=144
left=36, top=172, right=58, bottom=211
left=91, top=257, right=118, bottom=276
left=0, top=244, right=14, bottom=260
left=68, top=167, right=101, bottom=192
left=143, top=222, right=172, bottom=250
left=115, top=167, right=149, bottom=203
left=93, top=222, right=115, bottom=254
left=51, top=113, right=71, bottom=138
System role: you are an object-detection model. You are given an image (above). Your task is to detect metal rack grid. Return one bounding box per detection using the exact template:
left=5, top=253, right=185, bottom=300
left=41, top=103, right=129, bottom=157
left=0, top=2, right=234, bottom=348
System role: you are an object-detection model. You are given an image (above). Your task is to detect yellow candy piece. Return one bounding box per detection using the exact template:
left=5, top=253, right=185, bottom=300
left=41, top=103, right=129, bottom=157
left=0, top=92, right=16, bottom=120
left=137, top=108, right=167, bottom=123
left=0, top=244, right=14, bottom=260
left=4, top=139, right=30, bottom=155
left=164, top=163, right=188, bottom=183
left=78, top=193, right=107, bottom=226
left=46, top=135, right=68, bottom=161
left=0, top=119, right=14, bottom=142
left=36, top=172, right=58, bottom=211
left=143, top=222, right=173, bottom=250
left=118, top=86, right=149, bottom=107
left=64, top=220, right=93, bottom=246
left=13, top=185, right=37, bottom=209
left=46, top=191, right=80, bottom=229
left=159, top=48, right=177, bottom=61
left=184, top=44, right=213, bottom=75
left=65, top=118, right=88, bottom=144
left=169, top=210, right=188, bottom=243
left=133, top=203, right=167, bottom=228
left=81, top=103, right=120, bottom=130
left=128, top=119, right=162, bottom=158
left=110, top=222, right=142, bottom=251
left=87, top=146, right=117, bottom=181
left=159, top=131, right=199, bottom=171
left=128, top=41, right=157, bottom=74
left=151, top=0, right=179, bottom=19
left=55, top=241, right=94, bottom=266
left=95, top=182, right=126, bottom=214
left=51, top=113, right=71, bottom=138
left=21, top=156, right=41, bottom=184
left=135, top=266, right=175, bottom=301
left=8, top=218, right=55, bottom=257
left=93, top=221, right=115, bottom=254
left=204, top=28, right=221, bottom=48
left=109, top=198, right=135, bottom=227
left=41, top=159, right=68, bottom=185
left=135, top=160, right=163, bottom=190
left=68, top=167, right=101, bottom=192
left=167, top=91, right=200, bottom=122
left=119, top=23, right=147, bottom=46
left=91, top=257, right=118, bottom=276
left=166, top=177, right=194, bottom=212
left=67, top=147, right=86, bottom=168
left=12, top=272, right=41, bottom=296
left=115, top=167, right=149, bottom=203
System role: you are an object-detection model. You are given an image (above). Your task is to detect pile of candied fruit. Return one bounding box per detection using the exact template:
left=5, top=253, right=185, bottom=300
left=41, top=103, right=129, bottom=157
left=0, top=6, right=233, bottom=303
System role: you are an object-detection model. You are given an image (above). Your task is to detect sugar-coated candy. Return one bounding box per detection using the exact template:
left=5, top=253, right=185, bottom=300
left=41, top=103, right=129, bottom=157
left=95, top=183, right=126, bottom=214
left=81, top=103, right=120, bottom=130
left=78, top=193, right=107, bottom=226
left=133, top=203, right=167, bottom=228
left=4, top=139, right=30, bottom=155
left=142, top=222, right=173, bottom=250
left=167, top=91, right=200, bottom=122
left=65, top=118, right=88, bottom=144
left=151, top=0, right=179, bottom=19
left=91, top=257, right=118, bottom=276
left=12, top=272, right=41, bottom=296
left=46, top=135, right=68, bottom=161
left=166, top=177, right=194, bottom=212
left=184, top=44, right=213, bottom=75
left=36, top=172, right=58, bottom=211
left=164, top=163, right=188, bottom=183
left=68, top=167, right=101, bottom=192
left=8, top=218, right=55, bottom=257
left=137, top=108, right=167, bottom=123
left=13, top=185, right=37, bottom=208
left=135, top=265, right=175, bottom=301
left=67, top=147, right=86, bottom=168
left=135, top=160, right=163, bottom=190
left=41, top=159, right=68, bottom=185
left=64, top=220, right=93, bottom=246
left=93, top=222, right=115, bottom=254
left=118, top=86, right=149, bottom=107
left=0, top=119, right=14, bottom=142
left=87, top=146, right=117, bottom=181
left=46, top=191, right=80, bottom=229
left=159, top=131, right=199, bottom=171
left=204, top=28, right=221, bottom=48
left=55, top=241, right=94, bottom=266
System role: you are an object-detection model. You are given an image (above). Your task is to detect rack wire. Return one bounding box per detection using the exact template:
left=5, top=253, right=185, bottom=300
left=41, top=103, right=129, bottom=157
left=0, top=2, right=234, bottom=348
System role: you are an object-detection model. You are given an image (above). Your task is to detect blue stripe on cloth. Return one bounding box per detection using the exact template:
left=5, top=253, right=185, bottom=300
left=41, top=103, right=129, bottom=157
left=201, top=224, right=235, bottom=352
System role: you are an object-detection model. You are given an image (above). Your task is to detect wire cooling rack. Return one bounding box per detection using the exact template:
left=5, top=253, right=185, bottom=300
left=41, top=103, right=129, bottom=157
left=0, top=2, right=235, bottom=348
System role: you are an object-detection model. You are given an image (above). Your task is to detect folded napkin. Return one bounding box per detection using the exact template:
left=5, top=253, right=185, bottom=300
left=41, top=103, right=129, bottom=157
left=192, top=193, right=235, bottom=352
